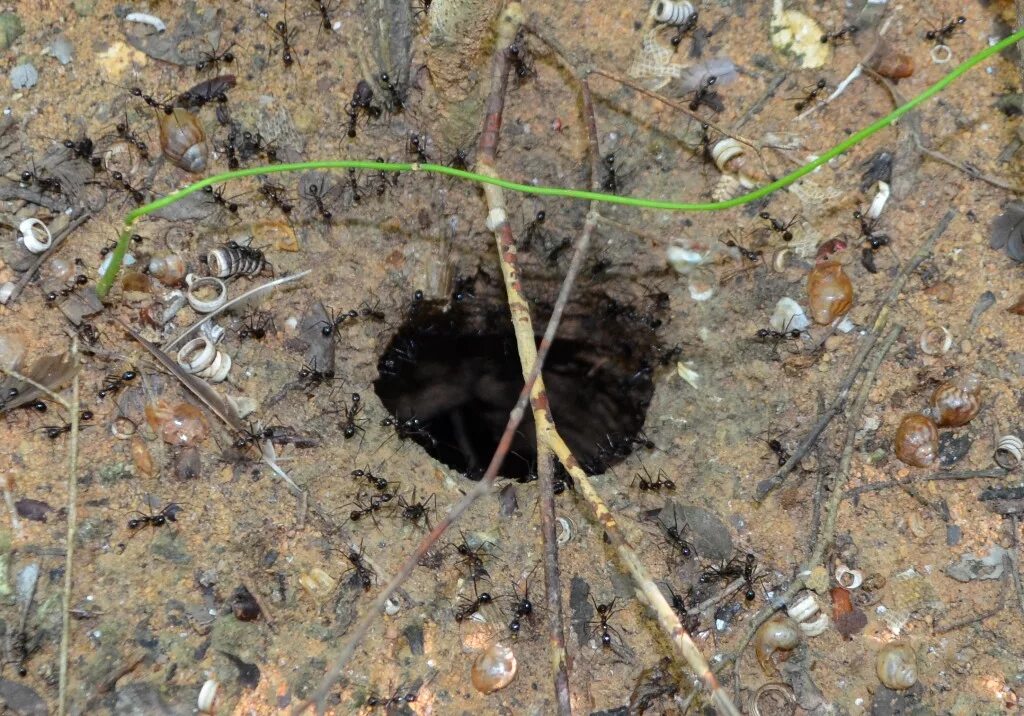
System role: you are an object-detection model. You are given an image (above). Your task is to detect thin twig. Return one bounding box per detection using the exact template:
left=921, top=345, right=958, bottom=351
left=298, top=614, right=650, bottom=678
left=736, top=73, right=787, bottom=130
left=843, top=469, right=1008, bottom=500
left=1009, top=515, right=1024, bottom=618
left=718, top=325, right=902, bottom=672
left=537, top=449, right=571, bottom=715
left=57, top=338, right=80, bottom=716
left=0, top=367, right=72, bottom=409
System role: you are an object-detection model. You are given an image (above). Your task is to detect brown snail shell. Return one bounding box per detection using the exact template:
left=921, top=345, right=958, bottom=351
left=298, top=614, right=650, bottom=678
left=929, top=376, right=981, bottom=427
left=806, top=261, right=853, bottom=324
left=158, top=108, right=208, bottom=173
left=876, top=642, right=918, bottom=690
left=869, top=43, right=914, bottom=79
left=895, top=413, right=939, bottom=468
left=148, top=254, right=188, bottom=286
left=754, top=616, right=800, bottom=674
left=471, top=642, right=517, bottom=694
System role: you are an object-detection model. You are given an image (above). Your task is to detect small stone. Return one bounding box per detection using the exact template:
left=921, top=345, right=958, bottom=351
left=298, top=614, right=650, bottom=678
left=946, top=545, right=1007, bottom=582
left=938, top=431, right=971, bottom=466
left=805, top=564, right=830, bottom=593
left=0, top=13, right=24, bottom=51
left=946, top=524, right=962, bottom=546
left=9, top=63, right=38, bottom=90
left=49, top=36, right=73, bottom=65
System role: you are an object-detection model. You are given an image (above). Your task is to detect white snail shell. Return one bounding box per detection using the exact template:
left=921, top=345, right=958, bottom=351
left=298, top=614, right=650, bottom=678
left=711, top=138, right=744, bottom=173
left=995, top=435, right=1024, bottom=470
left=185, top=273, right=228, bottom=313
left=653, top=0, right=695, bottom=26
left=197, top=679, right=218, bottom=713
left=918, top=325, right=952, bottom=356
left=799, top=612, right=830, bottom=636
left=834, top=564, right=864, bottom=590
left=876, top=642, right=918, bottom=690
left=787, top=592, right=830, bottom=636
left=176, top=337, right=232, bottom=382
left=18, top=218, right=52, bottom=254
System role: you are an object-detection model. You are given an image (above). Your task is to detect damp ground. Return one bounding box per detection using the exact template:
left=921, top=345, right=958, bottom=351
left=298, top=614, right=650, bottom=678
left=1, top=0, right=1024, bottom=714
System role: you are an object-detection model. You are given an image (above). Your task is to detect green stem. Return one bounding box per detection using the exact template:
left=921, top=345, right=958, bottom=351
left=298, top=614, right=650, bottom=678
left=96, top=27, right=1024, bottom=297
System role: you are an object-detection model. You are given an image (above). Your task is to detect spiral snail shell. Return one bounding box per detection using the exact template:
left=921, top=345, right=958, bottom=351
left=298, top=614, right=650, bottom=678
left=471, top=642, right=517, bottom=694
left=709, top=138, right=766, bottom=188
left=894, top=413, right=939, bottom=468
left=653, top=0, right=696, bottom=26
left=806, top=261, right=853, bottom=324
left=995, top=435, right=1023, bottom=470
left=876, top=642, right=918, bottom=690
left=158, top=108, right=208, bottom=173
left=929, top=375, right=981, bottom=427
left=147, top=254, right=188, bottom=286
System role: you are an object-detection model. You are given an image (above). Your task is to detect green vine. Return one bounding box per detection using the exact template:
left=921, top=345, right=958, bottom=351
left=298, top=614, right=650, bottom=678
left=96, top=27, right=1024, bottom=297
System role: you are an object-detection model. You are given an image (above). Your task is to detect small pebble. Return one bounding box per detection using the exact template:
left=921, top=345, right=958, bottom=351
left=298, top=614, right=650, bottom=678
left=946, top=524, right=962, bottom=546
left=938, top=432, right=971, bottom=467
left=49, top=35, right=73, bottom=64
left=10, top=63, right=38, bottom=90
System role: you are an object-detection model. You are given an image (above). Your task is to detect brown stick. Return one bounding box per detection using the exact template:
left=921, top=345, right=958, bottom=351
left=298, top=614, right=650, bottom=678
left=58, top=339, right=81, bottom=716
left=537, top=449, right=572, bottom=715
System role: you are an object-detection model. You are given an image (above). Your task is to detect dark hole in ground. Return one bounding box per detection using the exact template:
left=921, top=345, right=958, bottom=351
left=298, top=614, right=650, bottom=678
left=373, top=293, right=663, bottom=479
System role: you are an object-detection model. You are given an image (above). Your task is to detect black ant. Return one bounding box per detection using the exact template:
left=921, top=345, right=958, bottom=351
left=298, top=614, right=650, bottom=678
left=98, top=370, right=136, bottom=399
left=658, top=510, right=695, bottom=558
left=99, top=233, right=143, bottom=257
left=195, top=40, right=236, bottom=73
left=408, top=131, right=430, bottom=163
left=125, top=501, right=182, bottom=538
left=346, top=80, right=380, bottom=138
left=62, top=136, right=102, bottom=167
left=238, top=130, right=277, bottom=162
left=820, top=25, right=858, bottom=44
left=346, top=490, right=394, bottom=526
left=270, top=16, right=299, bottom=67
left=452, top=532, right=493, bottom=581
left=352, top=468, right=389, bottom=492
left=311, top=0, right=336, bottom=30
left=754, top=324, right=803, bottom=344
left=302, top=175, right=333, bottom=221
left=688, top=75, right=723, bottom=113
left=127, top=86, right=174, bottom=114
left=298, top=359, right=334, bottom=387
left=793, top=79, right=827, bottom=112
left=663, top=583, right=700, bottom=632
left=44, top=273, right=90, bottom=303
left=114, top=114, right=150, bottom=159
left=720, top=236, right=762, bottom=262
left=508, top=30, right=534, bottom=83
left=347, top=168, right=364, bottom=204
left=239, top=310, right=275, bottom=340
left=452, top=274, right=476, bottom=302
left=412, top=0, right=432, bottom=20
left=601, top=152, right=620, bottom=193
left=366, top=686, right=417, bottom=709
left=740, top=552, right=758, bottom=601
left=587, top=595, right=624, bottom=648
left=19, top=163, right=63, bottom=195
left=759, top=211, right=799, bottom=242
left=371, top=157, right=397, bottom=198
left=341, top=542, right=376, bottom=591
left=259, top=181, right=293, bottom=216
left=398, top=487, right=436, bottom=529
left=379, top=71, right=404, bottom=112
left=631, top=464, right=675, bottom=491
left=109, top=170, right=146, bottom=205
left=507, top=569, right=538, bottom=636
left=336, top=392, right=365, bottom=439
left=668, top=9, right=699, bottom=51
left=454, top=582, right=495, bottom=622
left=448, top=148, right=471, bottom=171
left=34, top=410, right=93, bottom=440
left=521, top=209, right=547, bottom=251
left=758, top=434, right=791, bottom=466
left=203, top=185, right=240, bottom=214
left=380, top=415, right=434, bottom=445
left=925, top=16, right=965, bottom=44
left=853, top=209, right=890, bottom=274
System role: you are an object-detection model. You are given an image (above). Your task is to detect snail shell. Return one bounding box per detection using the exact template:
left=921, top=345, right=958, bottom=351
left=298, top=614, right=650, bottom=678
left=994, top=435, right=1023, bottom=470
left=754, top=616, right=800, bottom=674
left=653, top=0, right=695, bottom=26
left=929, top=376, right=981, bottom=427
left=158, top=108, right=208, bottom=173
left=918, top=325, right=952, bottom=356
left=894, top=413, right=939, bottom=468
left=876, top=642, right=918, bottom=690
left=709, top=138, right=765, bottom=188
left=148, top=254, right=188, bottom=286
left=197, top=679, right=218, bottom=714
left=806, top=261, right=853, bottom=324
left=471, top=642, right=517, bottom=694
left=786, top=591, right=829, bottom=635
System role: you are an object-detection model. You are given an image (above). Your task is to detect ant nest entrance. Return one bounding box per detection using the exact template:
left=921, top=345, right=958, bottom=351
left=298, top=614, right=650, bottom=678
left=374, top=277, right=670, bottom=479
